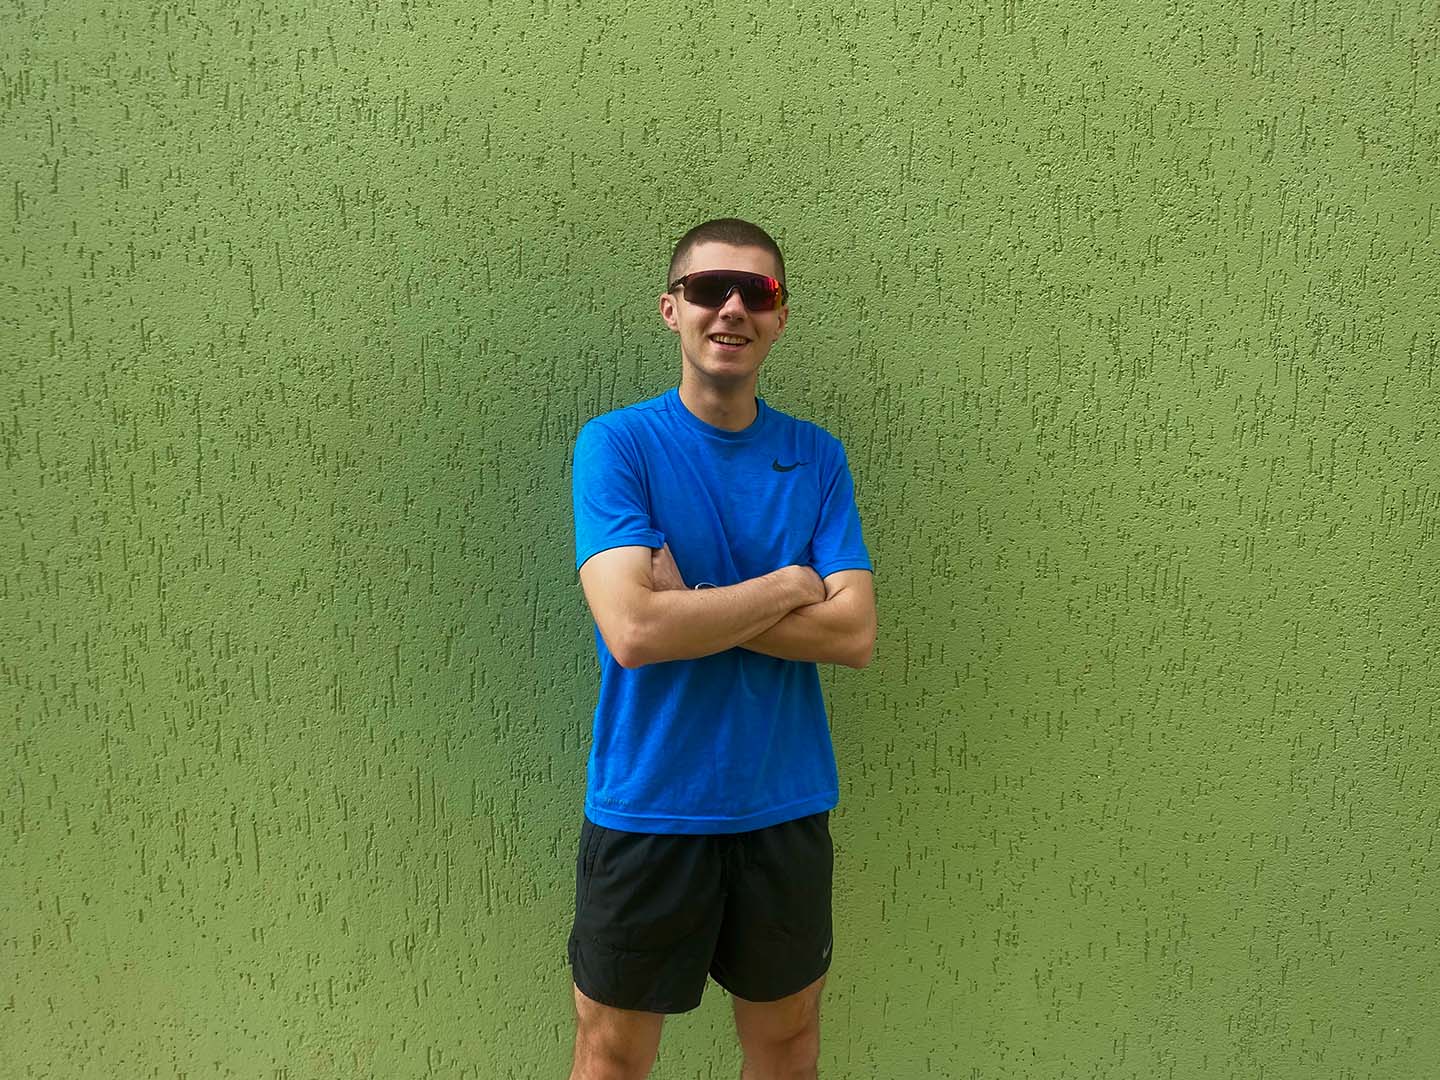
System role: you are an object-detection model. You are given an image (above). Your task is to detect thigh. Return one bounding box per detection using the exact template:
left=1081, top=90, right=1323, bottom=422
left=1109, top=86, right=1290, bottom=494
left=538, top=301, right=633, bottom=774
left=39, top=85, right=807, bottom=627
left=571, top=981, right=664, bottom=1076
left=731, top=972, right=827, bottom=1048
left=568, top=817, right=725, bottom=1014
left=709, top=811, right=834, bottom=1003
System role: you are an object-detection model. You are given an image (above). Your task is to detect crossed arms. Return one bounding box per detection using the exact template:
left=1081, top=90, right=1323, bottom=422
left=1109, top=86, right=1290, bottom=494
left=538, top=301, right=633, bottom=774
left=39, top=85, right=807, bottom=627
left=578, top=544, right=876, bottom=670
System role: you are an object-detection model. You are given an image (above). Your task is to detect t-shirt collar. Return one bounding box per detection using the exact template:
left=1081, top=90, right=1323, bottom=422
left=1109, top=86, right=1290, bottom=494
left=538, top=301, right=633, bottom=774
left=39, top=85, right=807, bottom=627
left=666, top=387, right=768, bottom=442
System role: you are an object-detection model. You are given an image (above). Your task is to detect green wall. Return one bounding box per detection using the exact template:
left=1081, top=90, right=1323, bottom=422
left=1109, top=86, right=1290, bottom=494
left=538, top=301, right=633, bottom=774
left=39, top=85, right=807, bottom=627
left=4, top=0, right=1438, bottom=1076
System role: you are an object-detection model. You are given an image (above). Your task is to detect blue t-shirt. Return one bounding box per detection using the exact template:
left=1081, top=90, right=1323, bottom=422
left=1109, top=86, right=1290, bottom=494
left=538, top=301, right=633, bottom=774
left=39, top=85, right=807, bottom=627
left=572, top=387, right=871, bottom=834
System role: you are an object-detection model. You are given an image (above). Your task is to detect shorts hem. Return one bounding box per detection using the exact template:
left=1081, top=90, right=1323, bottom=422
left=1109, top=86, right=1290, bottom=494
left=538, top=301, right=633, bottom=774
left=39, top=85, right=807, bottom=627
left=710, top=954, right=833, bottom=1004
left=569, top=937, right=706, bottom=1015
left=571, top=971, right=704, bottom=1015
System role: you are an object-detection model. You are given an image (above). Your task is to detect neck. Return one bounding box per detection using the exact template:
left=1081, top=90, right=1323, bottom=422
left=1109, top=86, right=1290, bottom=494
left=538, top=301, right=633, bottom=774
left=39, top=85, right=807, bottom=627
left=678, top=373, right=758, bottom=431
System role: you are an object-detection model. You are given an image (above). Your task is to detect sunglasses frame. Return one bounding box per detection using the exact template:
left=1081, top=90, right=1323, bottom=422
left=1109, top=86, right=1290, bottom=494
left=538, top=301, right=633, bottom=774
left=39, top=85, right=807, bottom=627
left=667, top=270, right=789, bottom=311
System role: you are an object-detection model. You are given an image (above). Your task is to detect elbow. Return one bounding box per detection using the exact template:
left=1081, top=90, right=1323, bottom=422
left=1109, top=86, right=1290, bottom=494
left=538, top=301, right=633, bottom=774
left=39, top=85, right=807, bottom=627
left=606, top=619, right=656, bottom=669
left=608, top=634, right=646, bottom=670
left=600, top=593, right=677, bottom=668
left=843, top=628, right=876, bottom=669
left=611, top=646, right=644, bottom=670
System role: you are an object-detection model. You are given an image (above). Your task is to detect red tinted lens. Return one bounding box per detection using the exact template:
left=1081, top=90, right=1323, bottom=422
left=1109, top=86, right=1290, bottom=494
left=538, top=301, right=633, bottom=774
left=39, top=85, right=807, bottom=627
left=682, top=272, right=783, bottom=311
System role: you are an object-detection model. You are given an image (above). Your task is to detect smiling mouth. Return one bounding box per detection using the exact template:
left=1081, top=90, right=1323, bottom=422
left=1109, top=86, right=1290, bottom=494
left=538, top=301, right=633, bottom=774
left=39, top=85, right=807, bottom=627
left=709, top=334, right=749, bottom=347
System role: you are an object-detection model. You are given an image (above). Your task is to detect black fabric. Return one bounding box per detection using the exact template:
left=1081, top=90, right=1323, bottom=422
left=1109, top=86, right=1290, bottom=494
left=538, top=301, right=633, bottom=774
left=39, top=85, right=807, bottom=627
left=567, top=811, right=834, bottom=1014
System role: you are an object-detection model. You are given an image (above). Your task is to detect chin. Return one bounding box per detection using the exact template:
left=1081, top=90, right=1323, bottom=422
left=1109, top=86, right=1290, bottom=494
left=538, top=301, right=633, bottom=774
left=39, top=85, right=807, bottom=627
left=687, top=354, right=758, bottom=381
left=702, top=363, right=760, bottom=384
left=711, top=349, right=766, bottom=371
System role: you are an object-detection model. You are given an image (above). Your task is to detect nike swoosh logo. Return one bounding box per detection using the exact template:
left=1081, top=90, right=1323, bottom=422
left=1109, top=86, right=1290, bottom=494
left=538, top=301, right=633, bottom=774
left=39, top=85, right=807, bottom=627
left=772, top=460, right=807, bottom=472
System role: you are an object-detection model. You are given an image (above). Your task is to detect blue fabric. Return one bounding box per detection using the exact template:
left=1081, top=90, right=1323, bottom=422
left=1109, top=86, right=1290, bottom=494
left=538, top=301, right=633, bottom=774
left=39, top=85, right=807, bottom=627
left=572, top=387, right=871, bottom=834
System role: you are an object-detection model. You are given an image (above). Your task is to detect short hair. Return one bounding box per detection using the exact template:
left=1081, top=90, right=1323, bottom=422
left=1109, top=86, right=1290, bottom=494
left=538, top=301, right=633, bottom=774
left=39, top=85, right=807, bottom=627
left=668, top=218, right=786, bottom=290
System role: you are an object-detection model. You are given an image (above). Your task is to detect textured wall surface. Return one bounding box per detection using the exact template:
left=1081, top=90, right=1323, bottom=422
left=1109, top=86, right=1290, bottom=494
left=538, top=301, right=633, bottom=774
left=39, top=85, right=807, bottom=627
left=3, top=0, right=1438, bottom=1076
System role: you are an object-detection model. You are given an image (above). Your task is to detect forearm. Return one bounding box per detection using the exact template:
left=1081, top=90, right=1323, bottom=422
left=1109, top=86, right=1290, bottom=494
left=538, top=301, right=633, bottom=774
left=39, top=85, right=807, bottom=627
left=739, top=595, right=874, bottom=668
left=618, top=568, right=811, bottom=667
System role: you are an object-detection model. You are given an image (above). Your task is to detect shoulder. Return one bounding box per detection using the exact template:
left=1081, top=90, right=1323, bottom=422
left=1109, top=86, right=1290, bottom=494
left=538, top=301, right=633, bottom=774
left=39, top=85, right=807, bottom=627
left=761, top=401, right=849, bottom=461
left=576, top=392, right=668, bottom=445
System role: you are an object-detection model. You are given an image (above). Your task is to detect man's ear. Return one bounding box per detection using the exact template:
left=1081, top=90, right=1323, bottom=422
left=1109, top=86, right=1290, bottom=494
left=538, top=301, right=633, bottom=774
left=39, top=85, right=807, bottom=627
left=659, top=291, right=680, bottom=331
left=775, top=303, right=788, bottom=338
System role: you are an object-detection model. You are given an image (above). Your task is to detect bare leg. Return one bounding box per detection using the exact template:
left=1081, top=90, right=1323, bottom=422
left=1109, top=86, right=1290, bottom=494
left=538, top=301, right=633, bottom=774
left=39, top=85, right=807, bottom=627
left=569, top=983, right=665, bottom=1080
left=731, top=974, right=826, bottom=1080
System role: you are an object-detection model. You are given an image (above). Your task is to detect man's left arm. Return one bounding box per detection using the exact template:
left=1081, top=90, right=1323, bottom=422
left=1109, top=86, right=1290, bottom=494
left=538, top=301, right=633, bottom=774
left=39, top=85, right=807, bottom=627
left=652, top=546, right=875, bottom=668
left=739, top=436, right=875, bottom=667
left=737, top=569, right=875, bottom=668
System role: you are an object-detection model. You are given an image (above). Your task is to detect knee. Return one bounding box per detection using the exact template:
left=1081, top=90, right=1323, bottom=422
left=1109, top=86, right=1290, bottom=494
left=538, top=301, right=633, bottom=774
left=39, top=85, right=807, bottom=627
left=571, top=1018, right=658, bottom=1080
left=742, top=1023, right=820, bottom=1078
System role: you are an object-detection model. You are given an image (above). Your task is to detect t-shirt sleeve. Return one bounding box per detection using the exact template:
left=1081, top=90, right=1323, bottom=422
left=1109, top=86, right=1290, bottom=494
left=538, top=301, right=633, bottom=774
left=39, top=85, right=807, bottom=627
left=572, top=419, right=665, bottom=572
left=810, top=438, right=872, bottom=579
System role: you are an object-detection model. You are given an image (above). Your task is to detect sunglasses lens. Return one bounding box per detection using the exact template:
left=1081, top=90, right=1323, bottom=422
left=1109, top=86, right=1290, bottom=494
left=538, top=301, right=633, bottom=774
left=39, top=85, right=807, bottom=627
left=680, top=274, right=727, bottom=307
left=741, top=276, right=783, bottom=310
left=683, top=272, right=782, bottom=311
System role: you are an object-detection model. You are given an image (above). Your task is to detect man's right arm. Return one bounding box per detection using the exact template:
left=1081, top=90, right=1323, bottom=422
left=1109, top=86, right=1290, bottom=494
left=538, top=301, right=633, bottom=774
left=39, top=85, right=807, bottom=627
left=578, top=546, right=824, bottom=668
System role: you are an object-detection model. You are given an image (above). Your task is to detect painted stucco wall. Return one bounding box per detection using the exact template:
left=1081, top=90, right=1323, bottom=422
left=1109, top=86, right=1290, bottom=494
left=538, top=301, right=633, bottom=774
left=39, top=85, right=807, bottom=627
left=3, top=0, right=1438, bottom=1076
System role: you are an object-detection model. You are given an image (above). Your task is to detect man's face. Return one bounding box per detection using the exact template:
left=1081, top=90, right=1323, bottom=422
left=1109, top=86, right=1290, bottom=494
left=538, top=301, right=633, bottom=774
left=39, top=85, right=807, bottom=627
left=659, top=241, right=788, bottom=389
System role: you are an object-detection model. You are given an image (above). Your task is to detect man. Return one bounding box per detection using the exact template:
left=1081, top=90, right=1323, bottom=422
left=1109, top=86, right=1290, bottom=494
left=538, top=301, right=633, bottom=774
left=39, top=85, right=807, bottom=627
left=568, top=218, right=876, bottom=1080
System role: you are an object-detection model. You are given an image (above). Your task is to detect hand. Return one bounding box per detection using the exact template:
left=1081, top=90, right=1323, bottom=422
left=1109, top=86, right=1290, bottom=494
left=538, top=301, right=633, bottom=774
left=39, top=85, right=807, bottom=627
left=788, top=565, right=826, bottom=607
left=650, top=543, right=688, bottom=591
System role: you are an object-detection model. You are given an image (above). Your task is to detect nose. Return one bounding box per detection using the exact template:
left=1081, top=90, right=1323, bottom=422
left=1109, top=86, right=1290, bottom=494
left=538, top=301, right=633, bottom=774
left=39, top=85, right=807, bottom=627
left=717, top=287, right=748, bottom=317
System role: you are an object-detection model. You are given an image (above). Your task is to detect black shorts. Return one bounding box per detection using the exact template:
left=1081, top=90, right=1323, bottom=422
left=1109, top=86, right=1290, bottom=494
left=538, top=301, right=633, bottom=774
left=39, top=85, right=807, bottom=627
left=567, top=811, right=834, bottom=1014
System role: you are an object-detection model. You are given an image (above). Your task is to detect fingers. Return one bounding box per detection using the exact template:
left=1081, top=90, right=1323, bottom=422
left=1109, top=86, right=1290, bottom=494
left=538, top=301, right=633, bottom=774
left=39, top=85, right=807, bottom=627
left=801, top=567, right=826, bottom=604
left=650, top=544, right=687, bottom=591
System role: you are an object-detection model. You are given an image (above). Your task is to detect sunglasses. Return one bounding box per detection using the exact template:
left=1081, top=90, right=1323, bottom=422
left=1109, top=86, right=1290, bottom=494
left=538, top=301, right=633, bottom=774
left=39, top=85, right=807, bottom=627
left=668, top=270, right=788, bottom=311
